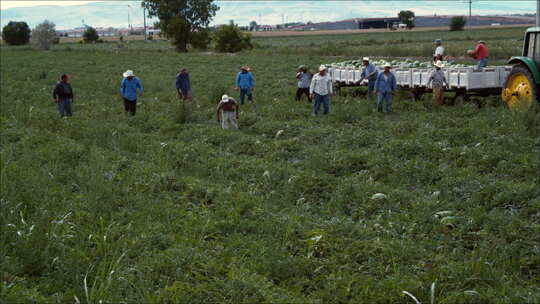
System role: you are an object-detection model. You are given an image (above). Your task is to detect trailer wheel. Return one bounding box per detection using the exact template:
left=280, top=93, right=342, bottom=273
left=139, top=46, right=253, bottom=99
left=502, top=64, right=538, bottom=110
left=453, top=94, right=469, bottom=106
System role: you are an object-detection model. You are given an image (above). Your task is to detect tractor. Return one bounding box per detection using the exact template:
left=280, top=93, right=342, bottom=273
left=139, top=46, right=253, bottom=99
left=502, top=10, right=540, bottom=109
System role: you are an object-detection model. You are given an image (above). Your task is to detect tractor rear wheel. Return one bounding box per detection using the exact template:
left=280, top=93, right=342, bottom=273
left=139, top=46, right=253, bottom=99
left=502, top=65, right=539, bottom=110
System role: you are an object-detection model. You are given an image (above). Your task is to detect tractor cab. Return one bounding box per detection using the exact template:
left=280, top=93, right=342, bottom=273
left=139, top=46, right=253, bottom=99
left=502, top=27, right=540, bottom=109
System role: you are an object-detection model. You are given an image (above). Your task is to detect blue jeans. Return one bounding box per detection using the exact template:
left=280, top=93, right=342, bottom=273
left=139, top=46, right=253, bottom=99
left=377, top=92, right=392, bottom=113
left=239, top=88, right=253, bottom=104
left=58, top=99, right=73, bottom=117
left=313, top=93, right=329, bottom=115
left=476, top=58, right=488, bottom=70
left=367, top=80, right=376, bottom=101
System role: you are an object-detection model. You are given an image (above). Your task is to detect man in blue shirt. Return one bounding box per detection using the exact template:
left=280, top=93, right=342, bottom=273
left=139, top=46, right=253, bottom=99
left=175, top=68, right=191, bottom=101
left=236, top=66, right=255, bottom=105
left=120, top=70, right=143, bottom=115
left=359, top=57, right=378, bottom=102
left=374, top=63, right=397, bottom=113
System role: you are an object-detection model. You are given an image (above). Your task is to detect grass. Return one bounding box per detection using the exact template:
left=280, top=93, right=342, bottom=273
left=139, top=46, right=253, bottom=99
left=1, top=27, right=539, bottom=303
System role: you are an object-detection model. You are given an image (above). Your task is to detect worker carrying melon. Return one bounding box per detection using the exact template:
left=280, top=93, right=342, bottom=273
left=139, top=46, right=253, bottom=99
left=433, top=39, right=444, bottom=62
left=359, top=57, right=378, bottom=102
left=467, top=40, right=489, bottom=70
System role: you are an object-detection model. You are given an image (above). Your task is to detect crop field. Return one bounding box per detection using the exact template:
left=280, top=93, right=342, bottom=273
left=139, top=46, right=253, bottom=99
left=1, top=28, right=539, bottom=303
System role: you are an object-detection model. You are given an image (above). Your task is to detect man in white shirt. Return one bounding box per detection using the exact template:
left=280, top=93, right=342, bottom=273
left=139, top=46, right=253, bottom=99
left=434, top=39, right=444, bottom=62
left=309, top=65, right=333, bottom=115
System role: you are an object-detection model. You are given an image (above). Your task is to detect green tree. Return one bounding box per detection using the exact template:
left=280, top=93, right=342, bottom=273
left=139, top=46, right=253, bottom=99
left=398, top=10, right=415, bottom=29
left=142, top=0, right=219, bottom=52
left=213, top=21, right=252, bottom=53
left=31, top=20, right=57, bottom=50
left=2, top=21, right=31, bottom=45
left=449, top=16, right=467, bottom=31
left=83, top=27, right=99, bottom=43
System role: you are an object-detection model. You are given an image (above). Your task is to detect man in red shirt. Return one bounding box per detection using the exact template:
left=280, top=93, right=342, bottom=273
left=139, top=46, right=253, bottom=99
left=469, top=40, right=489, bottom=70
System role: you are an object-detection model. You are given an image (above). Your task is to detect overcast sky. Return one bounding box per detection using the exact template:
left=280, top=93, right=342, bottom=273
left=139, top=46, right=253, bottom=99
left=0, top=0, right=536, bottom=29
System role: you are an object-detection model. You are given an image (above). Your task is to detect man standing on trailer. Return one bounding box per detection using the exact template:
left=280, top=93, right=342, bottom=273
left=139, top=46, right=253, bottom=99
left=434, top=39, right=444, bottom=62
left=468, top=40, right=489, bottom=70
left=427, top=60, right=449, bottom=106
left=374, top=63, right=397, bottom=113
left=359, top=57, right=378, bottom=102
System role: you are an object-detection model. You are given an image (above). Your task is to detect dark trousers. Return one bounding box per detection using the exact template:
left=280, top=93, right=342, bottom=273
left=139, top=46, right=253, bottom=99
left=57, top=99, right=73, bottom=117
left=123, top=98, right=137, bottom=115
left=239, top=88, right=253, bottom=105
left=295, top=87, right=311, bottom=102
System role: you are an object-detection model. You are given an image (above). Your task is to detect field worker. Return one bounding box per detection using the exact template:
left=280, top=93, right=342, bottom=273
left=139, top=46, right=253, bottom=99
left=236, top=65, right=255, bottom=105
left=374, top=63, right=397, bottom=113
left=295, top=65, right=312, bottom=103
left=359, top=57, right=378, bottom=101
left=175, top=67, right=192, bottom=101
left=120, top=70, right=143, bottom=115
left=427, top=60, right=449, bottom=106
left=468, top=40, right=489, bottom=70
left=216, top=94, right=239, bottom=129
left=434, top=39, right=444, bottom=62
left=309, top=65, right=333, bottom=116
left=52, top=73, right=74, bottom=118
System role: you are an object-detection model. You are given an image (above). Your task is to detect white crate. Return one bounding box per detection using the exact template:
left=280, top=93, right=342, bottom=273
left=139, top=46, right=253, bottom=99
left=411, top=69, right=423, bottom=87
left=448, top=69, right=460, bottom=88
left=345, top=67, right=355, bottom=84
left=420, top=69, right=431, bottom=87
left=354, top=69, right=363, bottom=83
left=394, top=69, right=412, bottom=87
left=459, top=67, right=500, bottom=90
left=499, top=66, right=512, bottom=87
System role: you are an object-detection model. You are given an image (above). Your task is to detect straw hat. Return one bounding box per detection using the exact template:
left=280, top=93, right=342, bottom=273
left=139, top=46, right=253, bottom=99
left=362, top=57, right=370, bottom=61
left=221, top=94, right=230, bottom=103
left=123, top=70, right=135, bottom=77
left=383, top=63, right=392, bottom=68
left=318, top=65, right=327, bottom=71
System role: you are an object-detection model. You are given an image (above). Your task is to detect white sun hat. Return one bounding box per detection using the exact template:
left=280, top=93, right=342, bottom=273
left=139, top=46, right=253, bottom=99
left=319, top=65, right=327, bottom=71
left=434, top=60, right=445, bottom=68
left=123, top=70, right=135, bottom=77
left=221, top=94, right=230, bottom=103
left=362, top=57, right=370, bottom=61
left=383, top=62, right=392, bottom=68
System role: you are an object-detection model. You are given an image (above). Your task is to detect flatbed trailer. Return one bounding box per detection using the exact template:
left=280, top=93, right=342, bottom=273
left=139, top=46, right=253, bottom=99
left=328, top=65, right=511, bottom=104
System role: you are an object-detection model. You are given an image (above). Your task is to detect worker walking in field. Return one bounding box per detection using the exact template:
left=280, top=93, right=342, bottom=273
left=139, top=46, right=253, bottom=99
left=374, top=63, right=397, bottom=113
left=216, top=94, right=239, bottom=129
left=236, top=65, right=255, bottom=105
left=468, top=40, right=489, bottom=70
left=52, top=74, right=74, bottom=118
left=359, top=57, right=378, bottom=101
left=120, top=70, right=143, bottom=116
left=427, top=60, right=449, bottom=106
left=295, top=65, right=312, bottom=103
left=175, top=67, right=192, bottom=101
left=310, top=65, right=333, bottom=116
left=433, top=39, right=444, bottom=62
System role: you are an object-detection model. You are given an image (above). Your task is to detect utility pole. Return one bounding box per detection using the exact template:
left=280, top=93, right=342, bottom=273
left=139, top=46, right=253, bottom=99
left=537, top=0, right=539, bottom=27
left=468, top=0, right=472, bottom=30
left=143, top=6, right=147, bottom=40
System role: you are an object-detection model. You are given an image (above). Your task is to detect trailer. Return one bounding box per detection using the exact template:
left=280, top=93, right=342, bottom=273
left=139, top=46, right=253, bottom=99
left=327, top=65, right=511, bottom=104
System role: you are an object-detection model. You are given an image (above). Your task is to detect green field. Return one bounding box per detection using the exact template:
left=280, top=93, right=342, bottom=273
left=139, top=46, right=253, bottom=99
left=1, top=28, right=539, bottom=303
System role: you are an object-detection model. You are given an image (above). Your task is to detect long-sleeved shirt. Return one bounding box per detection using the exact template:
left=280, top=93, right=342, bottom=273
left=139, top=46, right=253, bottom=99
left=473, top=43, right=488, bottom=60
left=427, top=69, right=448, bottom=87
left=120, top=77, right=143, bottom=101
left=374, top=72, right=397, bottom=93
left=236, top=71, right=254, bottom=89
left=175, top=73, right=190, bottom=92
left=309, top=73, right=333, bottom=96
left=53, top=81, right=73, bottom=101
left=360, top=63, right=378, bottom=81
left=296, top=72, right=312, bottom=88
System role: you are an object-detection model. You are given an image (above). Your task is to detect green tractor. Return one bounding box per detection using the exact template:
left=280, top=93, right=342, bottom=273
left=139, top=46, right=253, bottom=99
left=502, top=26, right=540, bottom=109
